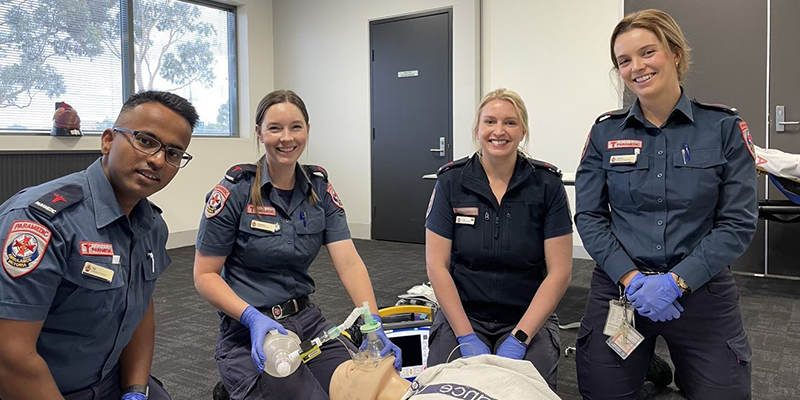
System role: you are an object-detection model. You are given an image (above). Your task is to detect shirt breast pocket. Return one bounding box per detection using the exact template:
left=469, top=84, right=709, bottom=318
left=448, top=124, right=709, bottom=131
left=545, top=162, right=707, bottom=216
left=451, top=203, right=489, bottom=253
left=142, top=251, right=170, bottom=304
left=295, top=212, right=324, bottom=261
left=239, top=215, right=283, bottom=269
left=603, top=154, right=650, bottom=211
left=56, top=258, right=126, bottom=318
left=672, top=148, right=725, bottom=208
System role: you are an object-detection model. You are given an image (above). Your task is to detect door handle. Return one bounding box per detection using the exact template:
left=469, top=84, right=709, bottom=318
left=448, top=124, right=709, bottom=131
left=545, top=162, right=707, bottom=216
left=429, top=137, right=445, bottom=157
left=776, top=105, right=800, bottom=132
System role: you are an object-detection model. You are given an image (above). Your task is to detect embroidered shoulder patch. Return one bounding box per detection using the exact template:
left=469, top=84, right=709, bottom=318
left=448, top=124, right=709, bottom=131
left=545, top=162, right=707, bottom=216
left=425, top=188, right=436, bottom=219
left=3, top=220, right=52, bottom=278
left=738, top=121, right=756, bottom=160
left=327, top=183, right=344, bottom=209
left=205, top=184, right=231, bottom=219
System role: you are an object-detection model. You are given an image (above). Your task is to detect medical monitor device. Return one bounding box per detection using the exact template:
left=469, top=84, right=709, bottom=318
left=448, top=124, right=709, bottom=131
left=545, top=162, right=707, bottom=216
left=385, top=326, right=429, bottom=381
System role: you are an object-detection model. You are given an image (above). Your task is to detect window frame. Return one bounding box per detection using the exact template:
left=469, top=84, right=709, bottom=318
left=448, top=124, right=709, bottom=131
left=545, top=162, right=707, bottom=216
left=0, top=0, right=239, bottom=137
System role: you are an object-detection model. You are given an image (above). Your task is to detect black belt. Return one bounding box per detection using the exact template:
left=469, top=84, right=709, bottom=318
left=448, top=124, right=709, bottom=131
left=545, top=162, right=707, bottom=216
left=639, top=270, right=668, bottom=276
left=264, top=297, right=309, bottom=320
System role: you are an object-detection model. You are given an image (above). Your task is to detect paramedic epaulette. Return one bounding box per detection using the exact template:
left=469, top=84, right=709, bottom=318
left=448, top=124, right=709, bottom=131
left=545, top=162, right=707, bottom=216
left=436, top=156, right=470, bottom=176
left=692, top=99, right=738, bottom=115
left=595, top=107, right=631, bottom=124
left=29, top=184, right=83, bottom=219
left=528, top=158, right=562, bottom=178
left=303, top=164, right=329, bottom=182
left=224, top=164, right=257, bottom=183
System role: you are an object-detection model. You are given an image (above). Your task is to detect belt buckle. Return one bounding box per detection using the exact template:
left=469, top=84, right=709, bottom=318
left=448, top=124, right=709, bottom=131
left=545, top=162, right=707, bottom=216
left=271, top=299, right=298, bottom=320
left=271, top=305, right=285, bottom=320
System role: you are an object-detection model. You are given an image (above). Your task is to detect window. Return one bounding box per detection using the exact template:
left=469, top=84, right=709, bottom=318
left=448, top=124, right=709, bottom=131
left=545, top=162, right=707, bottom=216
left=0, top=0, right=237, bottom=136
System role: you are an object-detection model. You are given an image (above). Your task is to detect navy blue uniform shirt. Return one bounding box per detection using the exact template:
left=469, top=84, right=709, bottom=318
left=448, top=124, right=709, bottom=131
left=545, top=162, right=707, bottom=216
left=426, top=154, right=573, bottom=323
left=196, top=160, right=351, bottom=310
left=575, top=91, right=758, bottom=290
left=0, top=158, right=170, bottom=393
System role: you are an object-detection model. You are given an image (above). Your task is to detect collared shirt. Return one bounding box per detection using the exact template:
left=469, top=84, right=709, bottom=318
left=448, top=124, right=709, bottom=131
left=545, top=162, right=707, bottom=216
left=0, top=158, right=170, bottom=393
left=196, top=160, right=351, bottom=310
left=426, top=154, right=573, bottom=323
left=575, top=91, right=758, bottom=290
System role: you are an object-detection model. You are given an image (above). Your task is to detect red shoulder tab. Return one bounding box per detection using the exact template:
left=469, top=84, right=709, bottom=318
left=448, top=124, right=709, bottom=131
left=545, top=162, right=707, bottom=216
left=528, top=158, right=562, bottom=178
left=437, top=156, right=470, bottom=176
left=692, top=99, right=739, bottom=115
left=28, top=184, right=83, bottom=219
left=224, top=164, right=257, bottom=183
left=595, top=107, right=630, bottom=124
left=303, top=164, right=329, bottom=182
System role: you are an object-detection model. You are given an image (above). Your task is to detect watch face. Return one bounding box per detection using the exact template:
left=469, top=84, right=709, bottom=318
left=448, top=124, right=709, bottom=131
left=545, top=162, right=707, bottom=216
left=513, top=330, right=528, bottom=343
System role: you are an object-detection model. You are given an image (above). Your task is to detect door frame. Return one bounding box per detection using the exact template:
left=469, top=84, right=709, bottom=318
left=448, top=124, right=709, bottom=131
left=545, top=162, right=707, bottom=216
left=368, top=8, right=454, bottom=242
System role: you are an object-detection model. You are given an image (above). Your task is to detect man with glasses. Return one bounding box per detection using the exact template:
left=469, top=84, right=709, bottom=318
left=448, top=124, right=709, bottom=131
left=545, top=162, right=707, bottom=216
left=0, top=91, right=197, bottom=400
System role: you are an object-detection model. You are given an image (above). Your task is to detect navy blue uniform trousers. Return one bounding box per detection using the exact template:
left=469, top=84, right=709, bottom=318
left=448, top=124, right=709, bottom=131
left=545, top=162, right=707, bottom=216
left=57, top=366, right=169, bottom=400
left=426, top=310, right=561, bottom=391
left=576, top=267, right=751, bottom=400
left=216, top=303, right=356, bottom=400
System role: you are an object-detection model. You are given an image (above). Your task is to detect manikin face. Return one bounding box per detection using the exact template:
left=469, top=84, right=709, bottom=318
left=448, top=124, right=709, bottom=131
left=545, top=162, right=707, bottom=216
left=329, top=357, right=410, bottom=400
left=476, top=100, right=525, bottom=160
left=256, top=102, right=309, bottom=170
left=101, top=102, right=192, bottom=212
left=613, top=28, right=681, bottom=102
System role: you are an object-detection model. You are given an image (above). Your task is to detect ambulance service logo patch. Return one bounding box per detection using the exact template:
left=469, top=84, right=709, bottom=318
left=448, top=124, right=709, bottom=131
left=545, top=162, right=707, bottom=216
left=327, top=183, right=344, bottom=209
left=3, top=220, right=52, bottom=278
left=205, top=184, right=231, bottom=219
left=738, top=121, right=756, bottom=160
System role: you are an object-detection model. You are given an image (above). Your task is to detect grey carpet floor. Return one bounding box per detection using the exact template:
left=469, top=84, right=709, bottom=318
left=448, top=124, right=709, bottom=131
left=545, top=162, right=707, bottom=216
left=151, top=240, right=800, bottom=399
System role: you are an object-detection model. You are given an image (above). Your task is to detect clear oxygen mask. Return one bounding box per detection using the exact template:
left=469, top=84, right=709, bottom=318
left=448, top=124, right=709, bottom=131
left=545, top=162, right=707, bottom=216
left=353, top=315, right=385, bottom=368
left=262, top=329, right=301, bottom=378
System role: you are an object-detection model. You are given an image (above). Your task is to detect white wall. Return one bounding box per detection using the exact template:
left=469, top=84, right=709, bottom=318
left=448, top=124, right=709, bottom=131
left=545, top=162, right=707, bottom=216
left=482, top=0, right=622, bottom=256
left=271, top=0, right=622, bottom=256
left=0, top=0, right=274, bottom=249
left=272, top=0, right=481, bottom=238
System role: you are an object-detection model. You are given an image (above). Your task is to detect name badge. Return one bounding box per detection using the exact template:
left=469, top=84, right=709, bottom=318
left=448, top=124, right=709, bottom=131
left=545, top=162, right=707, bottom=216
left=251, top=220, right=281, bottom=233
left=609, top=154, right=638, bottom=165
left=82, top=262, right=114, bottom=283
left=455, top=216, right=475, bottom=225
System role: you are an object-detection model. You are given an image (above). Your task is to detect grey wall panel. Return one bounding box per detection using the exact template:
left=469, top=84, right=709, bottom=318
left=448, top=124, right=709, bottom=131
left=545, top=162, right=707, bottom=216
left=0, top=152, right=101, bottom=203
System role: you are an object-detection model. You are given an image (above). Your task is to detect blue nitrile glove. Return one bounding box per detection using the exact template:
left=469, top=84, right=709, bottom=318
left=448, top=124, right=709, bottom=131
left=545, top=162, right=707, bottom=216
left=624, top=272, right=646, bottom=298
left=456, top=333, right=491, bottom=357
left=121, top=393, right=147, bottom=400
left=645, top=300, right=685, bottom=322
left=360, top=314, right=403, bottom=370
left=627, top=274, right=682, bottom=317
left=240, top=305, right=288, bottom=373
left=495, top=335, right=527, bottom=360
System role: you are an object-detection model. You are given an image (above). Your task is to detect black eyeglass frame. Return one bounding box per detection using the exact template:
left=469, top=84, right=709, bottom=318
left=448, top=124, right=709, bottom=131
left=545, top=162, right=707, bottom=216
left=112, top=126, right=193, bottom=168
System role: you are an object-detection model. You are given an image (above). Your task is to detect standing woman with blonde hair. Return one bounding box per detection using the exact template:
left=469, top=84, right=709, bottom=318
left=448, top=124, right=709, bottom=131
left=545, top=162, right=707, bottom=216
left=425, top=88, right=573, bottom=390
left=193, top=90, right=401, bottom=400
left=575, top=9, right=757, bottom=399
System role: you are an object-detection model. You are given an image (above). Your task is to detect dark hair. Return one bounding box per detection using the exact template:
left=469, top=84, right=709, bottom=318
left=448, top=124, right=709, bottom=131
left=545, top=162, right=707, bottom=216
left=254, top=90, right=309, bottom=127
left=610, top=9, right=691, bottom=82
left=251, top=90, right=318, bottom=208
left=120, top=90, right=200, bottom=129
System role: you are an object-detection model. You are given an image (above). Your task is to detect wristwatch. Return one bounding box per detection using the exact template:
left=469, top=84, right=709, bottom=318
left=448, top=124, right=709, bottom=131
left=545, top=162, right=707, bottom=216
left=674, top=274, right=691, bottom=293
left=512, top=329, right=529, bottom=345
left=124, top=385, right=149, bottom=399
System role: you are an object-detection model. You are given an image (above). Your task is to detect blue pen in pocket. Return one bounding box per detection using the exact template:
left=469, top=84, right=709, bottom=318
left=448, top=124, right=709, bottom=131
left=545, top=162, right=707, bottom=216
left=300, top=211, right=307, bottom=228
left=683, top=141, right=691, bottom=162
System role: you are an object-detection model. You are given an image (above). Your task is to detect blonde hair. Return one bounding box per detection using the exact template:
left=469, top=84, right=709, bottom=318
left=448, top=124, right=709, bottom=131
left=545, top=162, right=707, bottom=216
left=473, top=88, right=530, bottom=155
left=251, top=90, right=319, bottom=209
left=610, top=9, right=692, bottom=82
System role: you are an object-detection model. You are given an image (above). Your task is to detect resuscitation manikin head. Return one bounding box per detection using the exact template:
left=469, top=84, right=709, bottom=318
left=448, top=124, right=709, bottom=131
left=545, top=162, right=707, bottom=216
left=51, top=102, right=83, bottom=136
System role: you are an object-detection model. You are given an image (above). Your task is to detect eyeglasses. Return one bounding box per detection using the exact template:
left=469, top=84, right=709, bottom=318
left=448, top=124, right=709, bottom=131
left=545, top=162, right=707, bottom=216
left=112, top=127, right=193, bottom=168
